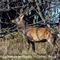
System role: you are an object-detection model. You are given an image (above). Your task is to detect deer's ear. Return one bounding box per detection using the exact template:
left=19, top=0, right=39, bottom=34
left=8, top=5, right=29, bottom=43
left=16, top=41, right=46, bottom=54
left=21, top=14, right=24, bottom=18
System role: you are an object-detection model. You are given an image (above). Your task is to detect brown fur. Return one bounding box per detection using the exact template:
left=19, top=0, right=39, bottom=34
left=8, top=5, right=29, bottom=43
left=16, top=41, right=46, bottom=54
left=26, top=26, right=51, bottom=42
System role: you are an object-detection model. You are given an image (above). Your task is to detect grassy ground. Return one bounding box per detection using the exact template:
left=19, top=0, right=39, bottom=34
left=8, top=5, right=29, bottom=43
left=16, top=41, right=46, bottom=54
left=0, top=57, right=51, bottom=60
left=0, top=32, right=47, bottom=55
left=0, top=32, right=60, bottom=60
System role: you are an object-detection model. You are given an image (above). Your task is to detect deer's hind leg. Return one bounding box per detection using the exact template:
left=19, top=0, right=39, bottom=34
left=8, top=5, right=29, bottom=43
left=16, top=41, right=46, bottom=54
left=47, top=37, right=58, bottom=56
left=48, top=38, right=54, bottom=47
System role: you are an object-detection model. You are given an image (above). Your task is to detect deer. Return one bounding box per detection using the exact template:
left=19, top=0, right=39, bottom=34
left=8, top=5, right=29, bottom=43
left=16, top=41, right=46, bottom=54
left=13, top=3, right=59, bottom=54
left=15, top=13, right=58, bottom=55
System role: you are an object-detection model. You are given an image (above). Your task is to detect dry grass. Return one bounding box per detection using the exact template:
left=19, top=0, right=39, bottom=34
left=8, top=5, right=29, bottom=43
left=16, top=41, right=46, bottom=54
left=0, top=32, right=48, bottom=55
left=0, top=32, right=60, bottom=60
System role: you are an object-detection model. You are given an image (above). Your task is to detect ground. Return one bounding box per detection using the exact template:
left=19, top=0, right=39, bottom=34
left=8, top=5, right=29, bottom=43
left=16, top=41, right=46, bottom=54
left=0, top=32, right=60, bottom=60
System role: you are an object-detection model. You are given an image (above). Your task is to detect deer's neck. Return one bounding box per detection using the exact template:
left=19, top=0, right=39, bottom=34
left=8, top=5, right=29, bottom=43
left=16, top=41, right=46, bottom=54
left=19, top=19, right=26, bottom=34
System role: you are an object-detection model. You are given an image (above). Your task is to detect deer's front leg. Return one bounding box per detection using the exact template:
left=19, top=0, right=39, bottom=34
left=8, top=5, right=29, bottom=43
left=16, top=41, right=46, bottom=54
left=27, top=40, right=30, bottom=50
left=32, top=42, right=35, bottom=52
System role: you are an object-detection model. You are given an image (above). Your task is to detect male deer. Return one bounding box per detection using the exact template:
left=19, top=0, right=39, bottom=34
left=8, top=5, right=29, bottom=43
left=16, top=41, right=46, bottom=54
left=15, top=14, right=58, bottom=55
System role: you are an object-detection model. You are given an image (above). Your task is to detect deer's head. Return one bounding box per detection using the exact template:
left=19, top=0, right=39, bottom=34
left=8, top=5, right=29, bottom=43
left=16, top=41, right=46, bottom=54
left=16, top=14, right=24, bottom=25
